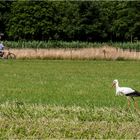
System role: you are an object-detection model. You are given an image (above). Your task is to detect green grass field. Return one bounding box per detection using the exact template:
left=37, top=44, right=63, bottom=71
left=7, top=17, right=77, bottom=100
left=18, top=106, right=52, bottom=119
left=1, top=60, right=140, bottom=138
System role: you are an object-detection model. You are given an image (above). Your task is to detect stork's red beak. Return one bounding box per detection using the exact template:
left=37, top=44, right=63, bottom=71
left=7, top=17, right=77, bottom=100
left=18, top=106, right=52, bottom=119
left=112, top=83, right=115, bottom=88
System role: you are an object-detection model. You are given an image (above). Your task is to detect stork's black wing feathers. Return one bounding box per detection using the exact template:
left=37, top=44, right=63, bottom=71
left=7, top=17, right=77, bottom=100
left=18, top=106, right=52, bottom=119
left=126, top=90, right=140, bottom=97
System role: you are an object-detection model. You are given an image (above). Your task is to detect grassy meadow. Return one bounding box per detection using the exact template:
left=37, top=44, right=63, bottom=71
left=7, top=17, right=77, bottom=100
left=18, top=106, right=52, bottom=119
left=0, top=60, right=140, bottom=138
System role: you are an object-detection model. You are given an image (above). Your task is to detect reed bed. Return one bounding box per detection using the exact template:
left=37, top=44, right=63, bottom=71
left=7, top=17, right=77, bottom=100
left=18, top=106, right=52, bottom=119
left=9, top=46, right=140, bottom=60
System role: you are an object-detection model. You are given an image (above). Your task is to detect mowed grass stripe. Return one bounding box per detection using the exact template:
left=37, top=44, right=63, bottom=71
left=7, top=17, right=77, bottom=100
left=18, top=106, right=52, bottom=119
left=0, top=60, right=140, bottom=108
left=1, top=102, right=140, bottom=139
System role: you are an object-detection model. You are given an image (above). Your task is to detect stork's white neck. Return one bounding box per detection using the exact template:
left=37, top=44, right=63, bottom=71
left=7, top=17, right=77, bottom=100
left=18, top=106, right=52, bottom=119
left=115, top=82, right=120, bottom=95
left=115, top=82, right=119, bottom=88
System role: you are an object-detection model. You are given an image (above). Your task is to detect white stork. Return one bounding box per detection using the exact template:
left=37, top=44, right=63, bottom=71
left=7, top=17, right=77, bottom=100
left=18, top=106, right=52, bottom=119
left=112, top=79, right=140, bottom=109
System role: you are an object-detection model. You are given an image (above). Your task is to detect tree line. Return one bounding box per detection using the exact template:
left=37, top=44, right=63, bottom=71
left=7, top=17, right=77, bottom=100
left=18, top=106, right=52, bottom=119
left=0, top=1, right=140, bottom=42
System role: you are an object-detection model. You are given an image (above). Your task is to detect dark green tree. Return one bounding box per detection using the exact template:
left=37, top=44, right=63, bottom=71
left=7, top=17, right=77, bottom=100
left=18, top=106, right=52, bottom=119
left=0, top=1, right=11, bottom=39
left=6, top=1, right=57, bottom=40
left=2, top=1, right=140, bottom=42
left=112, top=1, right=140, bottom=41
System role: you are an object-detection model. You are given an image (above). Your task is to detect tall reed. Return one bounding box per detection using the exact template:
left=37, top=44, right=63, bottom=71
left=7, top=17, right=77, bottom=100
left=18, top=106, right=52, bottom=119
left=8, top=46, right=140, bottom=60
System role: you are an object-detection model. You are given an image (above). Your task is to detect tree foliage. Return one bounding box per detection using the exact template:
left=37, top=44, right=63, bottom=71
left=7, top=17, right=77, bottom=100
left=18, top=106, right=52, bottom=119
left=0, top=1, right=139, bottom=42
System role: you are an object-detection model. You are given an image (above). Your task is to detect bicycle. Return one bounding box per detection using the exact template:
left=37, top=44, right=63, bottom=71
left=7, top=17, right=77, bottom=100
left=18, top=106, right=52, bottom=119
left=0, top=50, right=16, bottom=59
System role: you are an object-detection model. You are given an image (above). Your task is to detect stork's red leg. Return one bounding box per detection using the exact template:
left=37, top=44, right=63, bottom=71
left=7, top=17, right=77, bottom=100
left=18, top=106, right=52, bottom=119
left=127, top=97, right=131, bottom=109
left=131, top=97, right=139, bottom=110
left=134, top=99, right=138, bottom=110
